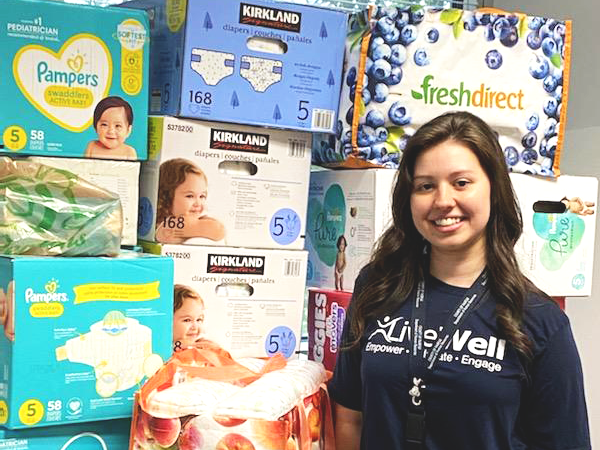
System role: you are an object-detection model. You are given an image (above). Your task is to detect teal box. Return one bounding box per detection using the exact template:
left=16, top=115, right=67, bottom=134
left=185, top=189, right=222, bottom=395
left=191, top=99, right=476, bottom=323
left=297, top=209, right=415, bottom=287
left=0, top=418, right=131, bottom=449
left=0, top=0, right=149, bottom=160
left=0, top=252, right=173, bottom=429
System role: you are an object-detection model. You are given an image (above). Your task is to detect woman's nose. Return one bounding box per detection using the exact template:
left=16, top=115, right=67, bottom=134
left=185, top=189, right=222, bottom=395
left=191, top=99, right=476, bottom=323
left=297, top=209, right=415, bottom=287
left=433, top=185, right=455, bottom=208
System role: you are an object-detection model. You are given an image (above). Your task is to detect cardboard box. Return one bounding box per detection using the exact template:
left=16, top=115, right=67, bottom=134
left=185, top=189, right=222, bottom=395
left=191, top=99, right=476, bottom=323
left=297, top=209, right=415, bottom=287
left=307, top=288, right=352, bottom=372
left=305, top=169, right=395, bottom=291
left=0, top=252, right=173, bottom=429
left=155, top=243, right=307, bottom=358
left=0, top=0, right=149, bottom=160
left=0, top=418, right=131, bottom=449
left=28, top=156, right=140, bottom=246
left=510, top=173, right=598, bottom=296
left=138, top=116, right=311, bottom=250
left=121, top=0, right=346, bottom=132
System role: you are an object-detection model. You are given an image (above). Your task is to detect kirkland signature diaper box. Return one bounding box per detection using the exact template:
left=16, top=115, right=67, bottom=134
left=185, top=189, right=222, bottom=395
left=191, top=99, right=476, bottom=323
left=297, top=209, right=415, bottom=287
left=143, top=241, right=307, bottom=359
left=0, top=0, right=149, bottom=160
left=307, top=288, right=352, bottom=372
left=138, top=116, right=311, bottom=250
left=510, top=173, right=598, bottom=296
left=306, top=169, right=396, bottom=292
left=0, top=418, right=131, bottom=450
left=28, top=156, right=140, bottom=246
left=121, top=0, right=346, bottom=133
left=0, top=252, right=173, bottom=429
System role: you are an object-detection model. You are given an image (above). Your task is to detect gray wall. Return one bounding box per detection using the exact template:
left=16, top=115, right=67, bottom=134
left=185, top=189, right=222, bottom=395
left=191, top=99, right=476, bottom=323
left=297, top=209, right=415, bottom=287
left=489, top=0, right=600, bottom=446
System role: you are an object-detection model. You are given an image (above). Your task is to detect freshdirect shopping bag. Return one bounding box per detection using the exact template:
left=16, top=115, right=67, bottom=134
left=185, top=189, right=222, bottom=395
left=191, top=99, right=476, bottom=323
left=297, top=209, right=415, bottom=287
left=130, top=348, right=334, bottom=450
left=316, top=6, right=571, bottom=177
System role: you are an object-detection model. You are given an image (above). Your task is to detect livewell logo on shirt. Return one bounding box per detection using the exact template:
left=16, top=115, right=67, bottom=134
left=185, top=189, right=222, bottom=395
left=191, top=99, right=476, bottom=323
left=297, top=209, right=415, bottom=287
left=365, top=315, right=506, bottom=373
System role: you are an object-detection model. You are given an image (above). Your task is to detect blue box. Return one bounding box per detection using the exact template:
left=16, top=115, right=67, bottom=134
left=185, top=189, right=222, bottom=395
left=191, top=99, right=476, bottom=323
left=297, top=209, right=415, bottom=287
left=0, top=252, right=173, bottom=429
left=0, top=418, right=131, bottom=449
left=0, top=0, right=149, bottom=160
left=122, top=0, right=346, bottom=132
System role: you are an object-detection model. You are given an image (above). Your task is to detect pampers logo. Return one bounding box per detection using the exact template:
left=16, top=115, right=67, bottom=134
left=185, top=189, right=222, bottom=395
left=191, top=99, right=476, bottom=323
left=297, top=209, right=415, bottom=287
left=25, top=279, right=69, bottom=304
left=37, top=60, right=99, bottom=87
left=411, top=75, right=525, bottom=111
left=210, top=129, right=270, bottom=153
left=366, top=315, right=506, bottom=372
left=239, top=3, right=302, bottom=33
left=208, top=254, right=266, bottom=275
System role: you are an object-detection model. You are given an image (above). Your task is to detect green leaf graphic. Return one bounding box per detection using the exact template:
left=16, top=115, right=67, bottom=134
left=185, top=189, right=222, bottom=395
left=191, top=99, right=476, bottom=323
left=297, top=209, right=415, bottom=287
left=440, top=8, right=462, bottom=25
left=385, top=127, right=405, bottom=154
left=411, top=90, right=423, bottom=100
left=550, top=53, right=562, bottom=68
left=411, top=5, right=424, bottom=13
left=357, top=96, right=366, bottom=117
left=518, top=16, right=527, bottom=39
left=453, top=16, right=463, bottom=39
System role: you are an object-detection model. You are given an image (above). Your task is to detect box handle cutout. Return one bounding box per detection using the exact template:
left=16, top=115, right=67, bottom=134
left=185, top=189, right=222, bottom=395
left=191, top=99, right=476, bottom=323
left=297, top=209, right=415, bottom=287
left=246, top=37, right=288, bottom=54
left=533, top=200, right=567, bottom=214
left=218, top=160, right=258, bottom=176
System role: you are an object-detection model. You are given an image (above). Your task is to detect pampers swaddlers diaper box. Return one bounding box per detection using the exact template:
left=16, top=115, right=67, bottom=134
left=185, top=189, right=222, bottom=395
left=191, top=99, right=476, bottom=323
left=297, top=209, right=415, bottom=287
left=0, top=252, right=173, bottom=429
left=510, top=173, right=598, bottom=297
left=306, top=169, right=396, bottom=292
left=0, top=0, right=149, bottom=160
left=121, top=0, right=346, bottom=132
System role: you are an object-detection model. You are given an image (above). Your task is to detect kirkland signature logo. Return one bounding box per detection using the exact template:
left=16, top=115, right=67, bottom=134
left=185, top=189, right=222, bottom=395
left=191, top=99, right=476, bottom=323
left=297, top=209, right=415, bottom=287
left=239, top=3, right=301, bottom=32
left=208, top=254, right=266, bottom=275
left=210, top=129, right=269, bottom=153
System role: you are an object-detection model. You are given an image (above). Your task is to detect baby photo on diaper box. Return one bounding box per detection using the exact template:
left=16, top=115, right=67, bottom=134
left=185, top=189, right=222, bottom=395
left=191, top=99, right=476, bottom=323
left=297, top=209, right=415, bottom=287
left=0, top=0, right=149, bottom=160
left=139, top=116, right=311, bottom=250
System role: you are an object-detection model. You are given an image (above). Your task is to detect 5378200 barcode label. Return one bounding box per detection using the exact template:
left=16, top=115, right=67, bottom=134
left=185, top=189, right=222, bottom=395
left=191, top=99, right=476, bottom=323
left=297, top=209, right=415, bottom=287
left=288, top=139, right=307, bottom=158
left=284, top=259, right=302, bottom=277
left=311, top=109, right=334, bottom=131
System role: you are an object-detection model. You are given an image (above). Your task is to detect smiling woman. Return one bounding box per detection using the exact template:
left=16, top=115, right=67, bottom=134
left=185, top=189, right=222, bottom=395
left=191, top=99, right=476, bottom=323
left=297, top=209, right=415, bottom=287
left=329, top=111, right=591, bottom=450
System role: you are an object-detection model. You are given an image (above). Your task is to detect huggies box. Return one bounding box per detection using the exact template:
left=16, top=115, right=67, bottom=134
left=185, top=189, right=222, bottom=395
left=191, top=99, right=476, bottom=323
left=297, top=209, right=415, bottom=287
left=28, top=156, right=140, bottom=246
left=121, top=0, right=346, bottom=133
left=138, top=116, right=311, bottom=250
left=307, top=288, right=352, bottom=372
left=0, top=0, right=149, bottom=160
left=0, top=418, right=131, bottom=449
left=510, top=173, right=598, bottom=296
left=0, top=252, right=173, bottom=429
left=306, top=169, right=396, bottom=292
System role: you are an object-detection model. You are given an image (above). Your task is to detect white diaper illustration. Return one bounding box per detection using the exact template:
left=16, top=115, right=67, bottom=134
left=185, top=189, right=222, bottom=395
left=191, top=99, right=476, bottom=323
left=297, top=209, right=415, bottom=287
left=240, top=56, right=282, bottom=92
left=190, top=49, right=235, bottom=85
left=56, top=311, right=163, bottom=398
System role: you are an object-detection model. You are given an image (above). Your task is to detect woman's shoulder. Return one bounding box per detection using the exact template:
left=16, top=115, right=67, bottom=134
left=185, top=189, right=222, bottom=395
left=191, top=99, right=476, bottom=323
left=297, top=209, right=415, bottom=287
left=522, top=290, right=570, bottom=352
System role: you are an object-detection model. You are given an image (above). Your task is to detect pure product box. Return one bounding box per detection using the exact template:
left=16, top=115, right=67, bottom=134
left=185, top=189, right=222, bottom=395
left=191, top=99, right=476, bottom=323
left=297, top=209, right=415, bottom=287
left=0, top=0, right=149, bottom=160
left=121, top=0, right=346, bottom=132
left=0, top=418, right=131, bottom=449
left=306, top=169, right=395, bottom=291
left=28, top=156, right=140, bottom=246
left=138, top=116, right=311, bottom=250
left=510, top=173, right=598, bottom=296
left=0, top=252, right=173, bottom=429
left=307, top=288, right=352, bottom=372
left=159, top=243, right=307, bottom=359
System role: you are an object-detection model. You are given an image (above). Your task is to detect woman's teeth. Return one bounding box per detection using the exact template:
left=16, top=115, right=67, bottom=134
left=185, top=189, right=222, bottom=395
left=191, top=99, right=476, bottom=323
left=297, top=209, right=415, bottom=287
left=435, top=217, right=461, bottom=226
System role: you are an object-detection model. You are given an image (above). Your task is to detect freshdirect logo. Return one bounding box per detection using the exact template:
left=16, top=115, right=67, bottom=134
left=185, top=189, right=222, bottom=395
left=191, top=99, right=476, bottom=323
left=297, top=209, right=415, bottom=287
left=411, top=75, right=524, bottom=111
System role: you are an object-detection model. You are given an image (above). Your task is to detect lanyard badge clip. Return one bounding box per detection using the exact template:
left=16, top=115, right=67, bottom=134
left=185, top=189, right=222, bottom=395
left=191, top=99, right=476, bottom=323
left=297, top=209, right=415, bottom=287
left=409, top=377, right=425, bottom=406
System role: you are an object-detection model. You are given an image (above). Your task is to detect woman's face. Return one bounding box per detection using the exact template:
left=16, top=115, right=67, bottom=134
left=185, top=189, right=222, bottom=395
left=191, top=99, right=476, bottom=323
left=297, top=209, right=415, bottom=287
left=410, top=140, right=491, bottom=259
left=96, top=106, right=132, bottom=149
left=173, top=296, right=205, bottom=349
left=171, top=173, right=207, bottom=217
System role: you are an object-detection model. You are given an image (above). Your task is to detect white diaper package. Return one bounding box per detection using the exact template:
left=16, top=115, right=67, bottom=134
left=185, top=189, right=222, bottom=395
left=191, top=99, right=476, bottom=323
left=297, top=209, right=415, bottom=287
left=28, top=156, right=140, bottom=245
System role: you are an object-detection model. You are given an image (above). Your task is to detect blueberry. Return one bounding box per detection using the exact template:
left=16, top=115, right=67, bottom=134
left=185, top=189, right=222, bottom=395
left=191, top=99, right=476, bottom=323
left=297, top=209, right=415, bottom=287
left=493, top=17, right=511, bottom=39
left=521, top=148, right=538, bottom=165
left=414, top=48, right=430, bottom=66
left=546, top=135, right=558, bottom=157
left=345, top=106, right=354, bottom=125
left=372, top=43, right=391, bottom=61
left=362, top=87, right=371, bottom=106
left=529, top=55, right=549, bottom=79
left=521, top=131, right=537, bottom=149
left=366, top=110, right=385, bottom=128
left=484, top=24, right=495, bottom=41
left=349, top=84, right=356, bottom=102
left=504, top=146, right=519, bottom=166
left=539, top=23, right=553, bottom=40
left=373, top=83, right=389, bottom=103
left=426, top=27, right=439, bottom=43
left=357, top=146, right=372, bottom=160
left=464, top=16, right=477, bottom=32
left=507, top=15, right=519, bottom=26
left=526, top=32, right=542, bottom=50
left=528, top=17, right=544, bottom=31
left=476, top=13, right=492, bottom=25
left=399, top=25, right=418, bottom=46
left=544, top=117, right=558, bottom=138
left=335, top=120, right=343, bottom=140
left=341, top=130, right=351, bottom=145
left=543, top=97, right=559, bottom=117
left=552, top=85, right=563, bottom=101
left=385, top=66, right=403, bottom=85
left=499, top=27, right=518, bottom=47
left=375, top=127, right=389, bottom=143
left=380, top=6, right=398, bottom=20
left=383, top=28, right=401, bottom=45
left=357, top=125, right=376, bottom=146
left=395, top=12, right=409, bottom=29
left=365, top=57, right=373, bottom=75
left=389, top=44, right=407, bottom=66
left=370, top=143, right=388, bottom=160
left=345, top=67, right=357, bottom=87
left=377, top=16, right=396, bottom=35
left=370, top=59, right=392, bottom=81
left=388, top=102, right=411, bottom=125
left=371, top=36, right=385, bottom=49
left=541, top=157, right=553, bottom=171
left=409, top=8, right=425, bottom=25
left=553, top=23, right=566, bottom=41
left=526, top=112, right=539, bottom=131
left=389, top=151, right=401, bottom=164
left=543, top=75, right=558, bottom=93
left=342, top=144, right=353, bottom=157
left=485, top=50, right=503, bottom=70
left=541, top=37, right=557, bottom=58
